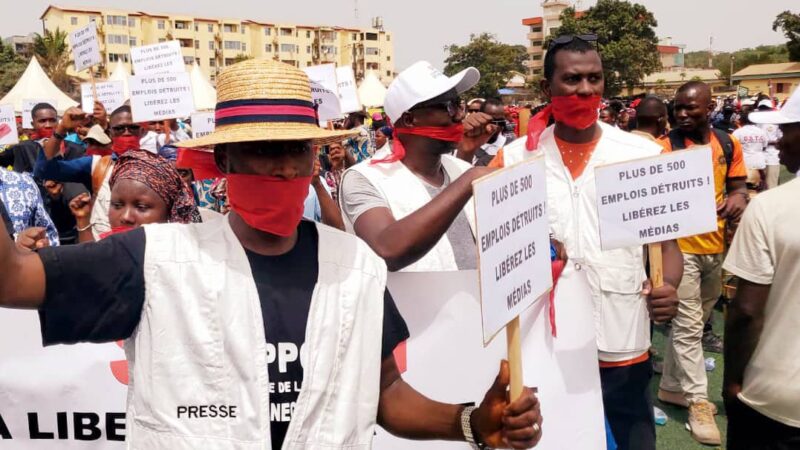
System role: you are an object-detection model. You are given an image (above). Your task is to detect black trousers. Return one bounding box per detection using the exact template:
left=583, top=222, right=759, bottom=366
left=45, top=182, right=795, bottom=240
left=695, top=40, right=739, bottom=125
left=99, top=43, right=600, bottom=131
left=600, top=359, right=656, bottom=450
left=727, top=397, right=800, bottom=450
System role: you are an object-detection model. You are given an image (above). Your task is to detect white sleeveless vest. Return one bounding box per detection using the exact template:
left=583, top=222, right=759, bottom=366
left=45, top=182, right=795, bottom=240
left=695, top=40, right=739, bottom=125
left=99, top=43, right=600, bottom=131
left=125, top=216, right=386, bottom=449
left=89, top=156, right=112, bottom=240
left=342, top=149, right=476, bottom=272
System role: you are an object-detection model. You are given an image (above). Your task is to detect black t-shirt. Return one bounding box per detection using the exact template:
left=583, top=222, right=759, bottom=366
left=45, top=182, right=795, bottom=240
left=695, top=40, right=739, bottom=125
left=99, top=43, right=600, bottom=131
left=37, top=221, right=409, bottom=448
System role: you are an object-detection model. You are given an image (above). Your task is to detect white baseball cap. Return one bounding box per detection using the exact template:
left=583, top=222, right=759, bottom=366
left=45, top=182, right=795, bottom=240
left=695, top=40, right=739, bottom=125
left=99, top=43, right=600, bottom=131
left=384, top=61, right=480, bottom=123
left=750, top=87, right=800, bottom=125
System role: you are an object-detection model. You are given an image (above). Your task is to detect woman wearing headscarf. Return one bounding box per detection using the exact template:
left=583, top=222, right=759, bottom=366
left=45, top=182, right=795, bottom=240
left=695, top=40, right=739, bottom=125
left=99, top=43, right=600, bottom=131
left=70, top=149, right=201, bottom=242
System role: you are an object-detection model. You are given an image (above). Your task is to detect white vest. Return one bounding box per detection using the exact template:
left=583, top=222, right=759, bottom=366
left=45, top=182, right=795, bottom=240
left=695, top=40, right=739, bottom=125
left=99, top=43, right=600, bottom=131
left=342, top=149, right=476, bottom=272
left=125, top=216, right=386, bottom=449
left=89, top=155, right=112, bottom=240
left=503, top=122, right=662, bottom=361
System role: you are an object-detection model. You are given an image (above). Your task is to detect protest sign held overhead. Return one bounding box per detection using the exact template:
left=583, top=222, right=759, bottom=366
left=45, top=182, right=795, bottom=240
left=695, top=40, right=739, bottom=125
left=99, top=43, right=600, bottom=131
left=335, top=66, right=362, bottom=114
left=81, top=81, right=126, bottom=114
left=190, top=112, right=215, bottom=139
left=594, top=147, right=717, bottom=251
left=0, top=105, right=20, bottom=145
left=473, top=154, right=552, bottom=344
left=21, top=99, right=57, bottom=129
left=129, top=72, right=194, bottom=122
left=69, top=22, right=101, bottom=72
left=130, top=41, right=185, bottom=75
left=303, top=64, right=342, bottom=122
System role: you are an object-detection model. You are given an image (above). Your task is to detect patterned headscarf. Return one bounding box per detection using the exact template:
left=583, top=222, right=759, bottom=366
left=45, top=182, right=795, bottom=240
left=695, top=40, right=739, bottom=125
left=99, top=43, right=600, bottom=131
left=110, top=150, right=202, bottom=224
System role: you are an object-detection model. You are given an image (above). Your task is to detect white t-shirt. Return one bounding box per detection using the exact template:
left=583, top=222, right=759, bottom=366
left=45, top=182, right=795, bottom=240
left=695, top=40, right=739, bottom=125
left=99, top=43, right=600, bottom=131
left=732, top=125, right=768, bottom=170
left=758, top=123, right=783, bottom=166
left=723, top=178, right=800, bottom=427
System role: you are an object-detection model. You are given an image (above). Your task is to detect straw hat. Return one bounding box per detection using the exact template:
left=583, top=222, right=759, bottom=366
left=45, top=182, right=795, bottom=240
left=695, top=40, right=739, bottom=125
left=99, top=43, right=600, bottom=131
left=177, top=59, right=356, bottom=148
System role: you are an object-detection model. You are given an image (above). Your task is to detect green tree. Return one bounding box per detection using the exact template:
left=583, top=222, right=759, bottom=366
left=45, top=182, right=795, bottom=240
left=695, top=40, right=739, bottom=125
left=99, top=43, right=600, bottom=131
left=685, top=45, right=789, bottom=80
left=0, top=40, right=27, bottom=97
left=553, top=0, right=661, bottom=96
left=444, top=33, right=527, bottom=99
left=773, top=11, right=800, bottom=61
left=33, top=28, right=73, bottom=93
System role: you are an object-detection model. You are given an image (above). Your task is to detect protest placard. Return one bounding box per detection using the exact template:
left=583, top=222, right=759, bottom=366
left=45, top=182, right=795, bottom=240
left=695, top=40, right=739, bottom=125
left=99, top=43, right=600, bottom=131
left=190, top=112, right=215, bottom=139
left=335, top=66, right=362, bottom=114
left=0, top=104, right=20, bottom=145
left=130, top=41, right=185, bottom=75
left=303, top=64, right=341, bottom=122
left=472, top=154, right=552, bottom=399
left=69, top=22, right=101, bottom=72
left=129, top=72, right=194, bottom=122
left=81, top=81, right=125, bottom=114
left=21, top=99, right=57, bottom=129
left=594, top=147, right=717, bottom=251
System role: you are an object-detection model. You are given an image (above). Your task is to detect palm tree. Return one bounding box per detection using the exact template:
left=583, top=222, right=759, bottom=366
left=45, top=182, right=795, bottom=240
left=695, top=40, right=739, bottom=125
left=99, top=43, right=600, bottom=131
left=33, top=28, right=74, bottom=93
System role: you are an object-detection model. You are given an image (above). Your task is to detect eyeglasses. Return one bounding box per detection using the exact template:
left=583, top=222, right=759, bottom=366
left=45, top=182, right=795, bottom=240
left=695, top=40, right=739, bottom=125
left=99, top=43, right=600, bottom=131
left=548, top=34, right=598, bottom=51
left=111, top=124, right=141, bottom=134
left=410, top=97, right=464, bottom=118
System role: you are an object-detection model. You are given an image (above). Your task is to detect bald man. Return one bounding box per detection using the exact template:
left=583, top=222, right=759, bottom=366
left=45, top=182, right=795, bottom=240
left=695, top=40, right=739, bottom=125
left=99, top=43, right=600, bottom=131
left=631, top=97, right=667, bottom=141
left=656, top=81, right=748, bottom=446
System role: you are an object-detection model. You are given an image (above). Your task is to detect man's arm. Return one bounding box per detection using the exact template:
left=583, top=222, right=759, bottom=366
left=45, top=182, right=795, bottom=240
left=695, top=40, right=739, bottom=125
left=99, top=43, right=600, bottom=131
left=347, top=167, right=492, bottom=272
left=0, top=209, right=47, bottom=309
left=379, top=357, right=542, bottom=449
left=723, top=278, right=770, bottom=402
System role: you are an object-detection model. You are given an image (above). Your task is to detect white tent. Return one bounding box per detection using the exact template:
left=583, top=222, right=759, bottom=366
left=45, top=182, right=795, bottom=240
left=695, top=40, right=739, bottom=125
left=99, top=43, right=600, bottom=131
left=108, top=60, right=130, bottom=98
left=358, top=71, right=387, bottom=108
left=0, top=57, right=78, bottom=114
left=189, top=63, right=217, bottom=111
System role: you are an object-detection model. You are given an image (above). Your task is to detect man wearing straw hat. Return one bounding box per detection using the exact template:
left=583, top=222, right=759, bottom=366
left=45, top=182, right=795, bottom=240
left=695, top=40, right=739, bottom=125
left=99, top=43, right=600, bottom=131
left=0, top=59, right=542, bottom=450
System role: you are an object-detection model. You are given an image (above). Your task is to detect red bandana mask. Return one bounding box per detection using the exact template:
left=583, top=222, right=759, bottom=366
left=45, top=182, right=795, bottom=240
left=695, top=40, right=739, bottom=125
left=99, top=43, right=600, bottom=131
left=526, top=95, right=602, bottom=151
left=371, top=124, right=464, bottom=164
left=226, top=174, right=312, bottom=237
left=111, top=136, right=140, bottom=154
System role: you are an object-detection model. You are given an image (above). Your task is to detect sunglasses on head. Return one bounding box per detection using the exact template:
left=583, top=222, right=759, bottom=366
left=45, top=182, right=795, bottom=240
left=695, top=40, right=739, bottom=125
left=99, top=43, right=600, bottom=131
left=548, top=34, right=598, bottom=51
left=111, top=124, right=141, bottom=133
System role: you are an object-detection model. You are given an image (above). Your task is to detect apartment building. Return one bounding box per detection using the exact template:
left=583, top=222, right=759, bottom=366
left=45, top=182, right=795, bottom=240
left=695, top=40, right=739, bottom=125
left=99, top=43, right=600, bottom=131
left=40, top=5, right=395, bottom=83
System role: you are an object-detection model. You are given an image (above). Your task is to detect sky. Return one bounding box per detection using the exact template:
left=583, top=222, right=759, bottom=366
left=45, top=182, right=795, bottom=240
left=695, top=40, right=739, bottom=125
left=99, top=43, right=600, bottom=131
left=2, top=0, right=796, bottom=72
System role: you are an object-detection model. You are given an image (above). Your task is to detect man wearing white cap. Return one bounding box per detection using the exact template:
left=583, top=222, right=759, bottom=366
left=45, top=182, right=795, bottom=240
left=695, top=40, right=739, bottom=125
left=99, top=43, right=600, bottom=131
left=756, top=99, right=784, bottom=189
left=723, top=85, right=800, bottom=449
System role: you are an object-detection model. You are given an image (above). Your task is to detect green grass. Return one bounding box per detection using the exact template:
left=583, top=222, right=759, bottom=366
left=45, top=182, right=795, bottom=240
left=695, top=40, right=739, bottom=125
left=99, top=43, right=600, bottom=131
left=651, top=311, right=727, bottom=449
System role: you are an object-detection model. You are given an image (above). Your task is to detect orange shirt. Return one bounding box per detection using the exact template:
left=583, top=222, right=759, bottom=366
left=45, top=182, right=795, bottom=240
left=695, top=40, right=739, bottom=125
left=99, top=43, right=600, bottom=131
left=487, top=137, right=601, bottom=179
left=658, top=132, right=747, bottom=255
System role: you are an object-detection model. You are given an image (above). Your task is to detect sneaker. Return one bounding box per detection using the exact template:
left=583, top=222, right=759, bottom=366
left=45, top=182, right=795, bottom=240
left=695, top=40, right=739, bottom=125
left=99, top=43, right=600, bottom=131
left=687, top=400, right=721, bottom=445
left=658, top=389, right=718, bottom=414
left=702, top=331, right=724, bottom=353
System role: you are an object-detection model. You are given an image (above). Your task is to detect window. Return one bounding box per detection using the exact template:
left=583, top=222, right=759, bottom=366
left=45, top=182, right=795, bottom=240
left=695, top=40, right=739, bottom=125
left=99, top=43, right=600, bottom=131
left=71, top=17, right=78, bottom=26
left=208, top=24, right=214, bottom=33
left=158, top=20, right=165, bottom=30
left=242, top=43, right=247, bottom=52
left=366, top=47, right=379, bottom=55
left=365, top=32, right=378, bottom=41
left=306, top=30, right=311, bottom=38
left=281, top=28, right=293, bottom=36
left=265, top=44, right=272, bottom=52
left=183, top=56, right=194, bottom=65
left=175, top=21, right=189, bottom=30
left=264, top=27, right=271, bottom=36
left=306, top=46, right=311, bottom=54
left=106, top=34, right=127, bottom=45
left=209, top=41, right=214, bottom=50
left=224, top=41, right=241, bottom=50
left=129, top=37, right=137, bottom=46
left=108, top=53, right=129, bottom=63
left=106, top=15, right=127, bottom=26
left=209, top=58, right=216, bottom=67
left=195, top=40, right=200, bottom=49
left=129, top=17, right=136, bottom=27
left=280, top=43, right=296, bottom=53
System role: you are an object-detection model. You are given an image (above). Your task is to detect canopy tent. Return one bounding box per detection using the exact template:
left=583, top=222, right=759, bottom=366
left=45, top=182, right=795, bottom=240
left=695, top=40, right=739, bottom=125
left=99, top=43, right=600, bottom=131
left=190, top=63, right=217, bottom=111
left=357, top=71, right=387, bottom=108
left=108, top=60, right=130, bottom=98
left=0, top=57, right=78, bottom=114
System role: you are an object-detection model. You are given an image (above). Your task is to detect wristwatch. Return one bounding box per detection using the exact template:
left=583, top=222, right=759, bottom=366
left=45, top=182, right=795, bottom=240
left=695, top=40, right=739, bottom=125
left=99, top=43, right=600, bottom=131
left=460, top=406, right=487, bottom=449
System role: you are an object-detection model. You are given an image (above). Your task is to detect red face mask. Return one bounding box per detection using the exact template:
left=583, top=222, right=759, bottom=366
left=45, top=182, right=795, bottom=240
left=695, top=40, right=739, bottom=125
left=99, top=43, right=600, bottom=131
left=226, top=174, right=312, bottom=237
left=111, top=135, right=140, bottom=154
left=550, top=95, right=602, bottom=130
left=371, top=124, right=465, bottom=164
left=34, top=127, right=54, bottom=140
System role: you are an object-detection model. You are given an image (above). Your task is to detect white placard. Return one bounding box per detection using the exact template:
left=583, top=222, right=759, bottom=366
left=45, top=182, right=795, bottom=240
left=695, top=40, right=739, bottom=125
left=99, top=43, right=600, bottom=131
left=0, top=104, right=20, bottom=145
left=21, top=99, right=57, bottom=129
left=190, top=112, right=215, bottom=139
left=303, top=64, right=342, bottom=122
left=81, top=81, right=126, bottom=114
left=129, top=73, right=194, bottom=122
left=335, top=66, right=362, bottom=114
left=594, top=147, right=718, bottom=250
left=130, top=41, right=185, bottom=75
left=69, top=22, right=101, bottom=72
left=473, top=154, right=552, bottom=344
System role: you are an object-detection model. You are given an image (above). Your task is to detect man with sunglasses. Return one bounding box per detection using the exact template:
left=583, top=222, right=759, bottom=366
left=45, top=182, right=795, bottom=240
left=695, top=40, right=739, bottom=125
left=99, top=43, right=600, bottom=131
left=489, top=34, right=683, bottom=450
left=34, top=105, right=147, bottom=239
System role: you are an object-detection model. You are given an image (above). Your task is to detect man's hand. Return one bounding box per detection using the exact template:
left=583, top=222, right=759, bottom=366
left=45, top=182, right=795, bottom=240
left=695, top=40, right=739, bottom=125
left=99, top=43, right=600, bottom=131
left=718, top=192, right=747, bottom=220
left=58, top=106, right=87, bottom=133
left=642, top=280, right=679, bottom=323
left=43, top=180, right=63, bottom=199
left=473, top=361, right=543, bottom=449
left=457, top=112, right=498, bottom=159
left=69, top=192, right=93, bottom=220
left=15, top=227, right=49, bottom=251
